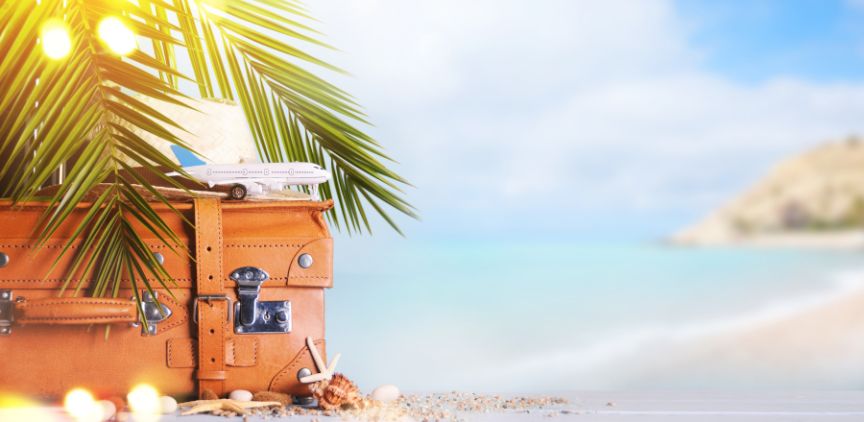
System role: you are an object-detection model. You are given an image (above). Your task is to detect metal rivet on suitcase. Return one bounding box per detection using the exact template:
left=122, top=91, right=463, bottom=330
left=297, top=367, right=312, bottom=381
left=276, top=311, right=289, bottom=323
left=153, top=252, right=164, bottom=265
left=0, top=252, right=8, bottom=267
left=298, top=253, right=313, bottom=268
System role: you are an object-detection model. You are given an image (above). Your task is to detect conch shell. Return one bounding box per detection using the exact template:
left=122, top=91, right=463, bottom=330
left=309, top=373, right=362, bottom=410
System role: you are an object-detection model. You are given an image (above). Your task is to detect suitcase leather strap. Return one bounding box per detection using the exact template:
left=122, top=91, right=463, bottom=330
left=13, top=298, right=137, bottom=325
left=193, top=198, right=228, bottom=397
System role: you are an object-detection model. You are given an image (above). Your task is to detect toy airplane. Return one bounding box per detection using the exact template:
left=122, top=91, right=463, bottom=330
left=167, top=145, right=330, bottom=200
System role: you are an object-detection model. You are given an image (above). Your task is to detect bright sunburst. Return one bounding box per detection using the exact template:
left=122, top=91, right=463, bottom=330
left=40, top=18, right=71, bottom=60
left=97, top=16, right=136, bottom=55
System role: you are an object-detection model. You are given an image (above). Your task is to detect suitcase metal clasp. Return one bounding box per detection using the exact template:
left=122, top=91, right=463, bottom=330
left=230, top=267, right=291, bottom=335
left=138, top=291, right=173, bottom=336
left=0, top=290, right=12, bottom=336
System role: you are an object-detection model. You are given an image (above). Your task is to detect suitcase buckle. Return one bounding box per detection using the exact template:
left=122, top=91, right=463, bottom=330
left=192, top=295, right=233, bottom=323
left=230, top=267, right=291, bottom=335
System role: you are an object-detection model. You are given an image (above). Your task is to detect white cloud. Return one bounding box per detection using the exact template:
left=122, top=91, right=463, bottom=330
left=306, top=0, right=864, bottom=235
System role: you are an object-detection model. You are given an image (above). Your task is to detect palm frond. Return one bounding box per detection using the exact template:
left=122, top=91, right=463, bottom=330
left=0, top=0, right=413, bottom=316
left=0, top=0, right=194, bottom=305
left=186, top=0, right=417, bottom=233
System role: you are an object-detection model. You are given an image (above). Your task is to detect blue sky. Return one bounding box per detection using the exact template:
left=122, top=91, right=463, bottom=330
left=309, top=0, right=864, bottom=243
left=309, top=1, right=864, bottom=391
left=679, top=0, right=864, bottom=83
left=295, top=1, right=864, bottom=392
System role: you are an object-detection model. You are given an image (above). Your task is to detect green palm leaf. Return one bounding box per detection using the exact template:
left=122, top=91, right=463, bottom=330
left=187, top=0, right=417, bottom=233
left=0, top=0, right=413, bottom=315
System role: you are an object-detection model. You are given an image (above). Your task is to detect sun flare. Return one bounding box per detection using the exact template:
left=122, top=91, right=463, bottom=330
left=127, top=383, right=161, bottom=415
left=63, top=388, right=101, bottom=422
left=40, top=19, right=71, bottom=60
left=97, top=16, right=136, bottom=55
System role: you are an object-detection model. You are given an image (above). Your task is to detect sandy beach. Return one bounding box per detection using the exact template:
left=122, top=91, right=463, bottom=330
left=21, top=391, right=864, bottom=421
left=633, top=281, right=864, bottom=386
left=557, top=269, right=864, bottom=390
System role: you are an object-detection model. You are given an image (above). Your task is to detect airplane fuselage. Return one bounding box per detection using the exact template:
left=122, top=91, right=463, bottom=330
left=178, top=162, right=330, bottom=199
left=183, top=162, right=329, bottom=187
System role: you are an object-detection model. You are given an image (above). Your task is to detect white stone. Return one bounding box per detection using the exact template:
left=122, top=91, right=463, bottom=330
left=97, top=400, right=116, bottom=421
left=229, top=389, right=253, bottom=402
left=371, top=384, right=400, bottom=403
left=159, top=396, right=178, bottom=414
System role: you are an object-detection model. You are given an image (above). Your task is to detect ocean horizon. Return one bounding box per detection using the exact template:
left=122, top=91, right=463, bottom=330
left=327, top=238, right=864, bottom=393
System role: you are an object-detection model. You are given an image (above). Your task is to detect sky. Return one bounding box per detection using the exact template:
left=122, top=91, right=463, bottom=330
left=304, top=1, right=864, bottom=391
left=140, top=1, right=864, bottom=391
left=298, top=0, right=864, bottom=242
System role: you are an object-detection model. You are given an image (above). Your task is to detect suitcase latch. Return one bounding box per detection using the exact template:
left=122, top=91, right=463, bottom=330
left=0, top=290, right=12, bottom=336
left=230, top=267, right=291, bottom=334
left=138, top=291, right=173, bottom=336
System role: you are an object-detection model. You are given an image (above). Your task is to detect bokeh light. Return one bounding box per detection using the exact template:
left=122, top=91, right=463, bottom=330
left=63, top=388, right=101, bottom=422
left=97, top=16, right=136, bottom=55
left=127, top=383, right=160, bottom=415
left=0, top=393, right=56, bottom=422
left=40, top=18, right=71, bottom=60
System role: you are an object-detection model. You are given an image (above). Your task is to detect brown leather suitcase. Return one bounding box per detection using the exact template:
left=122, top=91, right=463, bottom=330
left=0, top=197, right=332, bottom=400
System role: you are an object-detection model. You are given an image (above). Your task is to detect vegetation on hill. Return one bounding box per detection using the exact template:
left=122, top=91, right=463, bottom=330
left=674, top=137, right=864, bottom=245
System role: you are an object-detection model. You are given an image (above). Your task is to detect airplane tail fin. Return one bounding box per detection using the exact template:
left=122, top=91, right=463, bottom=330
left=169, top=145, right=206, bottom=167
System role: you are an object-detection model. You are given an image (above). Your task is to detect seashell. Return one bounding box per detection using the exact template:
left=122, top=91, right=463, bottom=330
left=98, top=400, right=116, bottom=421
left=159, top=396, right=178, bottom=414
left=228, top=389, right=253, bottom=402
left=252, top=391, right=293, bottom=406
left=309, top=373, right=361, bottom=410
left=370, top=384, right=400, bottom=403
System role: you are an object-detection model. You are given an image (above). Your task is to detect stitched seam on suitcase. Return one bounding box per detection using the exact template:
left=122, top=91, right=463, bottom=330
left=0, top=278, right=193, bottom=283
left=167, top=339, right=175, bottom=367
left=168, top=339, right=196, bottom=368
left=0, top=243, right=175, bottom=249
left=20, top=316, right=127, bottom=321
left=20, top=300, right=132, bottom=307
left=158, top=295, right=187, bottom=333
left=226, top=244, right=304, bottom=248
left=270, top=339, right=324, bottom=390
left=229, top=338, right=258, bottom=367
left=216, top=204, right=226, bottom=374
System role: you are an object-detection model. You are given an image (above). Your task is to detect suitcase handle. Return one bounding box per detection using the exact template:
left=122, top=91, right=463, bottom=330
left=13, top=297, right=138, bottom=325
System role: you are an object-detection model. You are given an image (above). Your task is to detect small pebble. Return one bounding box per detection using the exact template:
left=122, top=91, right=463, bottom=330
left=370, top=384, right=400, bottom=403
left=159, top=396, right=178, bottom=414
left=229, top=389, right=253, bottom=402
left=106, top=396, right=125, bottom=413
left=97, top=400, right=116, bottom=421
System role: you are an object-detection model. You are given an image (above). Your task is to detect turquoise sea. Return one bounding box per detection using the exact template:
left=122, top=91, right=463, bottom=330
left=326, top=239, right=864, bottom=393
